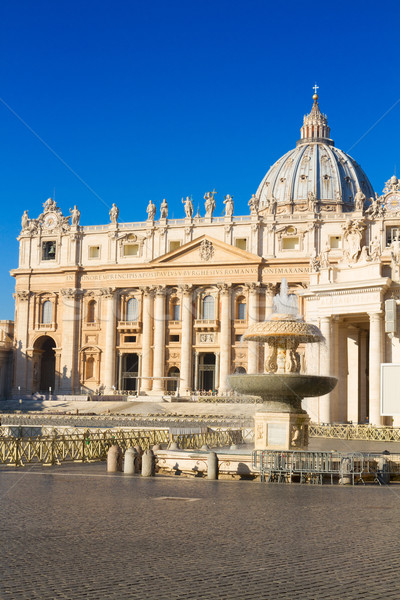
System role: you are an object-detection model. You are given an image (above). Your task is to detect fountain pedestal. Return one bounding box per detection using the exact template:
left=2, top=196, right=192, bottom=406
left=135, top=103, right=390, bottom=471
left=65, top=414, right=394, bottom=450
left=254, top=411, right=310, bottom=451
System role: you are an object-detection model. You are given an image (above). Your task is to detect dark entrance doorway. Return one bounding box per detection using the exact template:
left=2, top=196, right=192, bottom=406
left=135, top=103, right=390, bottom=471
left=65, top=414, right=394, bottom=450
left=121, top=353, right=139, bottom=391
left=199, top=353, right=216, bottom=391
left=167, top=367, right=180, bottom=392
left=33, top=336, right=56, bottom=392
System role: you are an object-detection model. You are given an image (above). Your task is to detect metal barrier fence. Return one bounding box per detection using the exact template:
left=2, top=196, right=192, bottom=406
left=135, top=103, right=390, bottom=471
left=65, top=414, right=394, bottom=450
left=0, top=428, right=244, bottom=467
left=309, top=423, right=400, bottom=442
left=251, top=450, right=390, bottom=485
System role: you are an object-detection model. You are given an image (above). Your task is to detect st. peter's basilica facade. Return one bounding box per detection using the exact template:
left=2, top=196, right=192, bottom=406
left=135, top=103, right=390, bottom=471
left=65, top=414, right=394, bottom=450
left=11, top=92, right=400, bottom=425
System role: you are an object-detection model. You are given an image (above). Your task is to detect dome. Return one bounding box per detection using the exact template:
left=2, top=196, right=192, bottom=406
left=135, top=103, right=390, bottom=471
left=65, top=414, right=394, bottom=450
left=256, top=94, right=375, bottom=207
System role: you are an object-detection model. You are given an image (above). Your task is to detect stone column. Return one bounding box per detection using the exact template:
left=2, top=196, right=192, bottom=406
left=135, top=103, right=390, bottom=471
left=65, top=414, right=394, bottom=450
left=247, top=283, right=260, bottom=374
left=330, top=317, right=340, bottom=421
left=347, top=327, right=359, bottom=423
left=152, top=286, right=166, bottom=393
left=215, top=352, right=220, bottom=389
left=319, top=316, right=331, bottom=423
left=140, top=287, right=154, bottom=392
left=59, top=288, right=81, bottom=393
left=369, top=312, right=383, bottom=426
left=102, top=288, right=117, bottom=393
left=359, top=330, right=368, bottom=422
left=179, top=285, right=193, bottom=396
left=218, top=284, right=231, bottom=393
left=194, top=351, right=199, bottom=391
left=13, top=291, right=31, bottom=394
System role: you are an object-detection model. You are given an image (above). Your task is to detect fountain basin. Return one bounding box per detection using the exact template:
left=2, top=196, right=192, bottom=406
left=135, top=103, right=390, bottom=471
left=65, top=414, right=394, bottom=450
left=228, top=373, right=337, bottom=413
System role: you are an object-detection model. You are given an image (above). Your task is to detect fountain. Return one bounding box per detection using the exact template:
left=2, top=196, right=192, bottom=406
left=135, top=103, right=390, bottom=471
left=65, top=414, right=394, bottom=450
left=228, top=279, right=337, bottom=450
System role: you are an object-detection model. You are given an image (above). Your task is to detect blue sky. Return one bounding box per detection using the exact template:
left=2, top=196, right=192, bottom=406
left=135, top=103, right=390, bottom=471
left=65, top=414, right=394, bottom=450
left=0, top=0, right=400, bottom=318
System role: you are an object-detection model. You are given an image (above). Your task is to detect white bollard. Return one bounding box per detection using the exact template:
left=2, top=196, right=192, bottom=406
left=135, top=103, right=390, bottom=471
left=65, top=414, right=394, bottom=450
left=124, top=447, right=136, bottom=475
left=208, top=452, right=218, bottom=480
left=107, top=445, right=122, bottom=473
left=141, top=449, right=154, bottom=477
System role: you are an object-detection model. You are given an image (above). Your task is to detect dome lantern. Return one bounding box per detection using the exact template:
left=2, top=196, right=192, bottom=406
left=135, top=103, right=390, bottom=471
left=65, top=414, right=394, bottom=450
left=298, top=88, right=333, bottom=146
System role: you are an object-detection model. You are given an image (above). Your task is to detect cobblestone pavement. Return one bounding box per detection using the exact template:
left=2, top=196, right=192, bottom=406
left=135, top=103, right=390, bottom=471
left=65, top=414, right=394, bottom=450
left=1, top=464, right=400, bottom=600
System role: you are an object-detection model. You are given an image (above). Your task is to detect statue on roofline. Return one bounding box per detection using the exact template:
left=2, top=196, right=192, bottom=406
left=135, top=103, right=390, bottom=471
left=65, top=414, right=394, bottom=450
left=109, top=203, right=119, bottom=225
left=182, top=196, right=193, bottom=218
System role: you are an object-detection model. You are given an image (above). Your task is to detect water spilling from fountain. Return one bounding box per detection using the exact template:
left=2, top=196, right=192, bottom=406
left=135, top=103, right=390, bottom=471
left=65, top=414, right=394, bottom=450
left=228, top=279, right=337, bottom=450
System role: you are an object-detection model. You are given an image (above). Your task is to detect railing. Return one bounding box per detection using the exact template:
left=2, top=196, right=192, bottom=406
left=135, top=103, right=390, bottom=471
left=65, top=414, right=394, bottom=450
left=252, top=449, right=400, bottom=485
left=310, top=423, right=400, bottom=442
left=194, top=319, right=219, bottom=329
left=118, top=320, right=141, bottom=330
left=252, top=450, right=365, bottom=485
left=0, top=428, right=245, bottom=467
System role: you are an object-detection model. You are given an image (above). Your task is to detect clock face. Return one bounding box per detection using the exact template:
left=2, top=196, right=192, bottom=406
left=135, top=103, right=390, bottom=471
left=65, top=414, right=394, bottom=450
left=387, top=194, right=400, bottom=212
left=44, top=213, right=57, bottom=229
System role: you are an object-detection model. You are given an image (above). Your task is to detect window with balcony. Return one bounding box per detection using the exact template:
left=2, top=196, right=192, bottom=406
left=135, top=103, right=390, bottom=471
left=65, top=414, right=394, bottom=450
left=126, top=298, right=139, bottom=321
left=202, top=295, right=215, bottom=320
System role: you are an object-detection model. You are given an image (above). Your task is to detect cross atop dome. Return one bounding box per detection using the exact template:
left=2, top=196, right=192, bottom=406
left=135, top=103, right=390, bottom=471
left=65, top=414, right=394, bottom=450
left=313, top=83, right=319, bottom=98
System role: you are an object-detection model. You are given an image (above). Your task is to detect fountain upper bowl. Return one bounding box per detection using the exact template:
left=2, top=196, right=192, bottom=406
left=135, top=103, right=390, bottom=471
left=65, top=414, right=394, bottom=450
left=228, top=373, right=337, bottom=400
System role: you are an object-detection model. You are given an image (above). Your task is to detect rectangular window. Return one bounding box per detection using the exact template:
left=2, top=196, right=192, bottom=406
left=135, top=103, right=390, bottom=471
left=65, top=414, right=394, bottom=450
left=387, top=227, right=400, bottom=246
left=282, top=237, right=299, bottom=250
left=124, top=335, right=137, bottom=343
left=169, top=241, right=181, bottom=252
left=235, top=334, right=243, bottom=342
left=170, top=334, right=180, bottom=342
left=329, top=236, right=342, bottom=249
left=237, top=303, right=246, bottom=320
left=88, top=245, right=100, bottom=259
left=172, top=304, right=180, bottom=321
left=123, top=244, right=139, bottom=256
left=42, top=241, right=56, bottom=261
left=235, top=238, right=247, bottom=251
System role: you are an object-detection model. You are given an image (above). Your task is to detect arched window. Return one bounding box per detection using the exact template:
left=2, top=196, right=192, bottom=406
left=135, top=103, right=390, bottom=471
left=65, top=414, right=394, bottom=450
left=87, top=300, right=96, bottom=323
left=42, top=300, right=52, bottom=324
left=126, top=298, right=138, bottom=321
left=237, top=297, right=246, bottom=320
left=171, top=298, right=180, bottom=321
left=85, top=356, right=95, bottom=379
left=202, top=295, right=214, bottom=320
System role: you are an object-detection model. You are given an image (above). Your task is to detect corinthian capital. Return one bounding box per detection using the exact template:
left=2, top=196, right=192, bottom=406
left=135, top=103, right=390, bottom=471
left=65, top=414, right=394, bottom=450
left=178, top=284, right=193, bottom=295
left=99, top=287, right=116, bottom=299
left=60, top=288, right=82, bottom=299
left=14, top=290, right=30, bottom=301
left=217, top=283, right=232, bottom=295
left=154, top=285, right=167, bottom=296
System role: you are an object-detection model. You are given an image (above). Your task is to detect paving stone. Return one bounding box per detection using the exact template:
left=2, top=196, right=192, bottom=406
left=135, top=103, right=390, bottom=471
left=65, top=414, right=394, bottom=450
left=1, top=463, right=400, bottom=599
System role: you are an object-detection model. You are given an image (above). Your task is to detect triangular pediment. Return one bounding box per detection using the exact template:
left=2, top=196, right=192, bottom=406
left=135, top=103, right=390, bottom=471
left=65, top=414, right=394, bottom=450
left=151, top=235, right=262, bottom=266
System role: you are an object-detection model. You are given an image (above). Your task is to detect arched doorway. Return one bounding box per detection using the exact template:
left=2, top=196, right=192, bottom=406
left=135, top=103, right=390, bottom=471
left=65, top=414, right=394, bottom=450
left=167, top=367, right=180, bottom=392
left=33, top=336, right=56, bottom=392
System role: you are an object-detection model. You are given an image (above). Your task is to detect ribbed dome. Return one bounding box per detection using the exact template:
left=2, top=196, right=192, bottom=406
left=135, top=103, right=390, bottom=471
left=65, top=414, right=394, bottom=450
left=257, top=95, right=375, bottom=206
